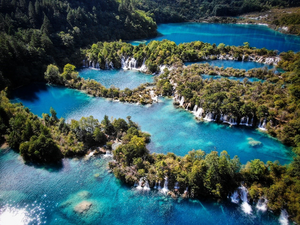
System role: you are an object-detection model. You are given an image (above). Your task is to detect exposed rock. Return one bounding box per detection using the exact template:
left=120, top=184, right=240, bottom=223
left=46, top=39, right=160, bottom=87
left=74, top=201, right=92, bottom=214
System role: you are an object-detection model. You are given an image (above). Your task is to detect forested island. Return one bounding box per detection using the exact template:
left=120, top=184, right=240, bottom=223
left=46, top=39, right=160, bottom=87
left=1, top=0, right=300, bottom=224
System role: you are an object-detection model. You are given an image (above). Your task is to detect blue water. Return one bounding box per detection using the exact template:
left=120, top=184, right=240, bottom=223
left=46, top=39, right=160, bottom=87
left=184, top=60, right=274, bottom=71
left=0, top=149, right=283, bottom=225
left=2, top=22, right=297, bottom=225
left=130, top=23, right=300, bottom=52
left=200, top=74, right=264, bottom=83
left=11, top=83, right=292, bottom=165
left=79, top=68, right=154, bottom=89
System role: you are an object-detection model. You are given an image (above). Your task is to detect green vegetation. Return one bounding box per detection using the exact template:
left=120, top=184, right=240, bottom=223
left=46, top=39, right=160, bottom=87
left=44, top=63, right=155, bottom=104
left=136, top=0, right=300, bottom=22
left=0, top=0, right=156, bottom=89
left=156, top=61, right=299, bottom=146
left=0, top=90, right=150, bottom=162
left=84, top=40, right=277, bottom=73
left=109, top=133, right=300, bottom=223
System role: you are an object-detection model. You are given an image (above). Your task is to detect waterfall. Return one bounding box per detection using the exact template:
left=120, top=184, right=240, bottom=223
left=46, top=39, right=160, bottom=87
left=240, top=117, right=247, bottom=126
left=279, top=209, right=289, bottom=225
left=223, top=114, right=229, bottom=124
left=246, top=118, right=253, bottom=127
left=157, top=181, right=162, bottom=190
left=219, top=114, right=224, bottom=122
left=256, top=197, right=267, bottom=212
left=154, top=181, right=158, bottom=189
left=230, top=189, right=239, bottom=204
left=194, top=107, right=204, bottom=118
left=230, top=186, right=252, bottom=214
left=139, top=58, right=147, bottom=72
left=136, top=178, right=143, bottom=190
left=150, top=90, right=158, bottom=102
left=179, top=96, right=185, bottom=107
left=193, top=105, right=198, bottom=113
left=143, top=180, right=150, bottom=191
left=174, top=182, right=180, bottom=190
left=105, top=61, right=109, bottom=70
left=229, top=117, right=237, bottom=126
left=122, top=57, right=137, bottom=70
left=122, top=57, right=147, bottom=72
left=258, top=119, right=267, bottom=131
left=204, top=112, right=215, bottom=122
left=103, top=151, right=113, bottom=158
left=161, top=177, right=169, bottom=194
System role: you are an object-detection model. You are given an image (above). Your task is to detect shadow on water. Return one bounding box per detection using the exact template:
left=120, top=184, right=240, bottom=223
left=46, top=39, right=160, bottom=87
left=10, top=82, right=49, bottom=102
left=24, top=159, right=64, bottom=172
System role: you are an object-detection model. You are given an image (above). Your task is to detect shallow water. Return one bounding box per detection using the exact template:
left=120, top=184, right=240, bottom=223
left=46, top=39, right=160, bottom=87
left=79, top=68, right=154, bottom=89
left=11, top=83, right=292, bottom=165
left=0, top=149, right=287, bottom=225
left=130, top=23, right=300, bottom=52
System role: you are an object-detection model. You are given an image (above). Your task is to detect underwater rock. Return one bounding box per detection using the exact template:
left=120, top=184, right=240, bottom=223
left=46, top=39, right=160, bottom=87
left=73, top=201, right=92, bottom=214
left=247, top=138, right=262, bottom=147
left=77, top=191, right=91, bottom=199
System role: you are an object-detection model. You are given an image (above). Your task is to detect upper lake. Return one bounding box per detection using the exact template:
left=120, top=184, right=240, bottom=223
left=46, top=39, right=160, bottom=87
left=130, top=23, right=300, bottom=53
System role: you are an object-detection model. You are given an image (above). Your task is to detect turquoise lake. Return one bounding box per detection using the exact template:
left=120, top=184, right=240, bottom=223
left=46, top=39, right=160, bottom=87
left=79, top=68, right=154, bottom=89
left=0, top=149, right=284, bottom=225
left=11, top=83, right=292, bottom=165
left=1, top=22, right=297, bottom=224
left=130, top=23, right=300, bottom=53
left=184, top=60, right=274, bottom=71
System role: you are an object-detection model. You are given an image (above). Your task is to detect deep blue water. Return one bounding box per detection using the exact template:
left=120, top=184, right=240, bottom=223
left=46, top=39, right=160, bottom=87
left=130, top=23, right=300, bottom=52
left=79, top=68, right=154, bottom=89
left=185, top=60, right=274, bottom=71
left=0, top=149, right=284, bottom=225
left=11, top=83, right=292, bottom=165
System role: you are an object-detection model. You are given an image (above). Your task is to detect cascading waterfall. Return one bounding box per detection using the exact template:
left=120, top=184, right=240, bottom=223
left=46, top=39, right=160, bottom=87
left=194, top=107, right=204, bottom=118
left=161, top=177, right=169, bottom=194
left=192, top=105, right=198, bottom=113
left=139, top=59, right=147, bottom=72
left=154, top=181, right=158, bottom=189
left=247, top=118, right=253, bottom=127
left=230, top=186, right=252, bottom=214
left=150, top=90, right=158, bottom=102
left=256, top=197, right=267, bottom=212
left=229, top=117, right=237, bottom=126
left=143, top=180, right=150, bottom=191
left=103, top=151, right=113, bottom=158
left=279, top=209, right=289, bottom=225
left=179, top=96, right=185, bottom=107
left=239, top=117, right=247, bottom=126
left=136, top=178, right=144, bottom=190
left=258, top=118, right=267, bottom=131
left=204, top=112, right=215, bottom=122
left=157, top=181, right=162, bottom=190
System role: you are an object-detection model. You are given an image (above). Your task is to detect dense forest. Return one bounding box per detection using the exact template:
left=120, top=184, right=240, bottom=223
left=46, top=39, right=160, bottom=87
left=136, top=0, right=300, bottom=22
left=1, top=0, right=300, bottom=223
left=1, top=0, right=300, bottom=90
left=0, top=0, right=157, bottom=89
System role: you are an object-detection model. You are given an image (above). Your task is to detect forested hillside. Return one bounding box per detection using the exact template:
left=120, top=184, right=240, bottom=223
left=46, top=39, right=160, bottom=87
left=0, top=0, right=156, bottom=89
left=136, top=0, right=300, bottom=22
